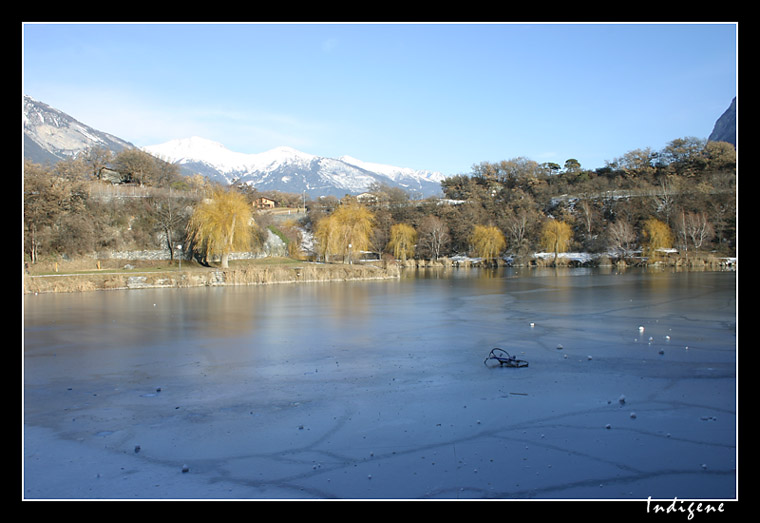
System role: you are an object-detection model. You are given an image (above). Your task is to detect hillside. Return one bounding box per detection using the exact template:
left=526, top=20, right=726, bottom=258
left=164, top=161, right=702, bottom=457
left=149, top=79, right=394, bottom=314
left=708, top=97, right=736, bottom=147
left=24, top=94, right=735, bottom=200
left=23, top=97, right=444, bottom=198
left=144, top=137, right=444, bottom=198
left=23, top=96, right=134, bottom=164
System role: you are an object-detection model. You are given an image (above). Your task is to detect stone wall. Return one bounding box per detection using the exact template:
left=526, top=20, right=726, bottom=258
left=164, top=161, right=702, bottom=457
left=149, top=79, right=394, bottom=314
left=101, top=230, right=288, bottom=263
left=24, top=262, right=400, bottom=294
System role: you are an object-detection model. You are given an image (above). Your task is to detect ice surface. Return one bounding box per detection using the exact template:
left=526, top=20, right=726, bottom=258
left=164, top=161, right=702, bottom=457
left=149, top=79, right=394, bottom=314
left=23, top=268, right=737, bottom=500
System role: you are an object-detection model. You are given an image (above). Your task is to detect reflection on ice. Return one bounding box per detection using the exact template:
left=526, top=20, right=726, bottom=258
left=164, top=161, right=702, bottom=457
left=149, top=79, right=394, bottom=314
left=23, top=268, right=737, bottom=500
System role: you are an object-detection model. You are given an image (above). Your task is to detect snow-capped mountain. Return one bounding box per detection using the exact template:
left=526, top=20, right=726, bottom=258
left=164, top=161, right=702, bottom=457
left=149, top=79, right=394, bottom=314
left=23, top=95, right=445, bottom=198
left=339, top=155, right=446, bottom=188
left=23, top=95, right=134, bottom=165
left=144, top=137, right=445, bottom=198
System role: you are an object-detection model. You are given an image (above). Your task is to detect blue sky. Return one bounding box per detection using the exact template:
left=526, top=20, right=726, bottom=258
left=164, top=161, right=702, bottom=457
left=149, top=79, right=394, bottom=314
left=23, top=22, right=737, bottom=175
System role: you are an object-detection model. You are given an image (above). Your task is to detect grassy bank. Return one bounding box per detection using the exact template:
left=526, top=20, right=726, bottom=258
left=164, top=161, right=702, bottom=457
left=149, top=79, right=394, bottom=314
left=23, top=257, right=401, bottom=294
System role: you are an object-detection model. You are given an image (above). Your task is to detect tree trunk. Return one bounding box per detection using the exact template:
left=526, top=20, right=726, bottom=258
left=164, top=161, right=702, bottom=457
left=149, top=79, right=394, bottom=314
left=222, top=216, right=235, bottom=268
left=164, top=227, right=174, bottom=262
left=553, top=239, right=559, bottom=266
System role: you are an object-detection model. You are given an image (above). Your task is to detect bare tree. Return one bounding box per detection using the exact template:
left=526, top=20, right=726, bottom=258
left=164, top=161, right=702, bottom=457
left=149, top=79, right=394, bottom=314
left=677, top=211, right=714, bottom=254
left=649, top=177, right=679, bottom=223
left=147, top=193, right=193, bottom=262
left=577, top=196, right=599, bottom=245
left=606, top=219, right=636, bottom=258
left=504, top=212, right=530, bottom=254
left=418, top=215, right=449, bottom=260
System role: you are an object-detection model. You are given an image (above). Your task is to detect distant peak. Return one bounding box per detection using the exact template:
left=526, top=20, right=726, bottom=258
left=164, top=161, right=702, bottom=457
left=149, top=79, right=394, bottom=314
left=269, top=145, right=309, bottom=154
left=160, top=136, right=227, bottom=149
left=260, top=145, right=316, bottom=161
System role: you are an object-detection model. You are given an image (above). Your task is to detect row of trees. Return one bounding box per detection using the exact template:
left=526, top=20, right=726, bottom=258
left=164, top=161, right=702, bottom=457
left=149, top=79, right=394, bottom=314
left=23, top=135, right=736, bottom=268
left=304, top=136, right=735, bottom=264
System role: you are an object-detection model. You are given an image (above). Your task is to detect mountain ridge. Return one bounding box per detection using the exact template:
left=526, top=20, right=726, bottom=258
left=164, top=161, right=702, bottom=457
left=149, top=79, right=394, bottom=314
left=23, top=95, right=135, bottom=165
left=23, top=96, right=445, bottom=198
left=708, top=97, right=736, bottom=147
left=143, top=136, right=445, bottom=198
left=23, top=94, right=736, bottom=199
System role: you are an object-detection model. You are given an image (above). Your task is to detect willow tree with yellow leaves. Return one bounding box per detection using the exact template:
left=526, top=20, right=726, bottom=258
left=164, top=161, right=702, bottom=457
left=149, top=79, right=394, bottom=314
left=314, top=203, right=376, bottom=263
left=387, top=223, right=417, bottom=262
left=641, top=218, right=674, bottom=260
left=187, top=188, right=255, bottom=269
left=470, top=224, right=506, bottom=264
left=540, top=219, right=573, bottom=265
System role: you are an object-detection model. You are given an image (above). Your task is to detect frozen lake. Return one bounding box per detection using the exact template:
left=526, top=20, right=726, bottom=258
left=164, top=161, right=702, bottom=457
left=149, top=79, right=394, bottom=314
left=23, top=267, right=737, bottom=500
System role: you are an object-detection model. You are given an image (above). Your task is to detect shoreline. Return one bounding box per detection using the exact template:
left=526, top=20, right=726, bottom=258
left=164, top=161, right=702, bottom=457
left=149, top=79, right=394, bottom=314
left=22, top=252, right=736, bottom=295
left=23, top=262, right=402, bottom=294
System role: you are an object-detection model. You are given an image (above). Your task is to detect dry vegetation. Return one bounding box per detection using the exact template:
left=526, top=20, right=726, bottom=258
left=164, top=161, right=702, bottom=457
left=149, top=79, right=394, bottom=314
left=24, top=136, right=736, bottom=294
left=24, top=257, right=400, bottom=294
